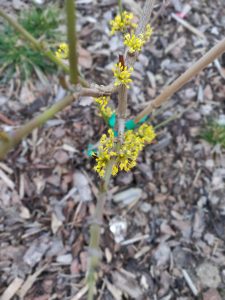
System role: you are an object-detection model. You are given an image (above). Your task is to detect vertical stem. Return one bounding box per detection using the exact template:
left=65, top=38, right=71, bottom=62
left=87, top=161, right=114, bottom=300
left=118, top=0, right=123, bottom=16
left=117, top=85, right=128, bottom=143
left=66, top=0, right=78, bottom=84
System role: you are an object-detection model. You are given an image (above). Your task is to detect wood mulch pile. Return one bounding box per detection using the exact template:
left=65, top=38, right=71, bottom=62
left=0, top=0, right=225, bottom=299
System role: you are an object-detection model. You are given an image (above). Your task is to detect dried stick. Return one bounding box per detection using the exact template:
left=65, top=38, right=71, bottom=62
left=171, top=13, right=206, bottom=40
left=134, top=37, right=225, bottom=123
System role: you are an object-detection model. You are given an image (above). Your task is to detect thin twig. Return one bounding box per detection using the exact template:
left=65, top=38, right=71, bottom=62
left=171, top=13, right=206, bottom=40
left=134, top=37, right=225, bottom=123
left=136, top=0, right=155, bottom=35
left=182, top=269, right=198, bottom=296
left=0, top=87, right=112, bottom=160
left=118, top=0, right=123, bottom=16
left=125, top=0, right=155, bottom=67
left=117, top=85, right=128, bottom=143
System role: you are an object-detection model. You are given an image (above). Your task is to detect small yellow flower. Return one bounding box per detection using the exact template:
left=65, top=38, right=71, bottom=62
left=102, top=106, right=113, bottom=118
left=94, top=96, right=114, bottom=119
left=138, top=124, right=156, bottom=143
left=144, top=24, right=153, bottom=41
left=94, top=129, right=116, bottom=177
left=124, top=24, right=153, bottom=53
left=124, top=33, right=145, bottom=53
left=95, top=96, right=108, bottom=108
left=112, top=62, right=133, bottom=88
left=110, top=11, right=137, bottom=35
left=55, top=43, right=69, bottom=59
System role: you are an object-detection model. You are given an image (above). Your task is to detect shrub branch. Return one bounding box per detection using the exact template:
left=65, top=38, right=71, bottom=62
left=134, top=37, right=225, bottom=123
left=0, top=87, right=111, bottom=160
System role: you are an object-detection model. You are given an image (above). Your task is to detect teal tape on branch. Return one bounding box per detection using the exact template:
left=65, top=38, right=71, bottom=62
left=139, top=115, right=148, bottom=124
left=108, top=113, right=116, bottom=128
left=87, top=115, right=149, bottom=156
left=125, top=115, right=149, bottom=130
left=113, top=130, right=118, bottom=137
left=108, top=114, right=149, bottom=130
left=86, top=144, right=97, bottom=157
left=125, top=119, right=136, bottom=130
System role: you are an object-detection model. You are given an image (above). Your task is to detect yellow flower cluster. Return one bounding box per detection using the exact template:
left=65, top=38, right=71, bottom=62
left=110, top=11, right=137, bottom=35
left=55, top=43, right=69, bottom=59
left=94, top=124, right=156, bottom=177
left=112, top=62, right=133, bottom=88
left=94, top=96, right=113, bottom=118
left=124, top=24, right=153, bottom=53
left=94, top=129, right=116, bottom=177
left=124, top=33, right=144, bottom=53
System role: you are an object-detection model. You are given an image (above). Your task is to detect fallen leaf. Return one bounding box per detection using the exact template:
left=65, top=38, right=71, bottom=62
left=203, top=288, right=222, bottom=300
left=197, top=262, right=221, bottom=288
left=78, top=45, right=93, bottom=69
left=51, top=212, right=63, bottom=234
left=153, top=243, right=171, bottom=267
left=73, top=171, right=92, bottom=202
left=109, top=216, right=127, bottom=244
left=1, top=277, right=24, bottom=300
left=112, top=271, right=143, bottom=299
left=113, top=188, right=142, bottom=207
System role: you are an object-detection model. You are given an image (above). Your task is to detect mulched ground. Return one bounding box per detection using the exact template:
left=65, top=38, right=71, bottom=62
left=1, top=0, right=225, bottom=299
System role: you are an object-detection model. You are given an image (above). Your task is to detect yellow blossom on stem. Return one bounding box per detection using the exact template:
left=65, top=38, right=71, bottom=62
left=124, top=33, right=145, bottom=53
left=55, top=43, right=69, bottom=59
left=102, top=106, right=113, bottom=118
left=144, top=24, right=153, bottom=41
left=110, top=11, right=137, bottom=35
left=124, top=24, right=153, bottom=53
left=95, top=96, right=109, bottom=108
left=94, top=124, right=156, bottom=177
left=138, top=123, right=156, bottom=143
left=94, top=96, right=113, bottom=119
left=94, top=129, right=116, bottom=177
left=112, top=62, right=133, bottom=88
